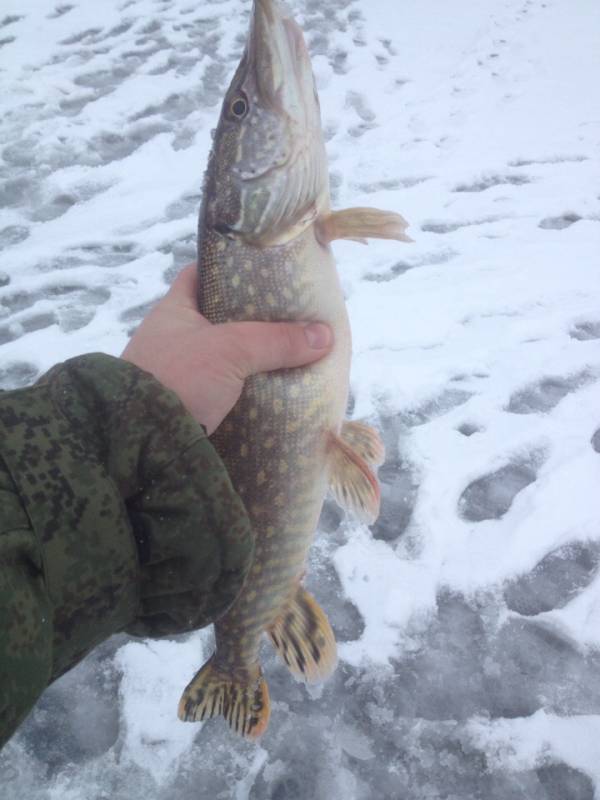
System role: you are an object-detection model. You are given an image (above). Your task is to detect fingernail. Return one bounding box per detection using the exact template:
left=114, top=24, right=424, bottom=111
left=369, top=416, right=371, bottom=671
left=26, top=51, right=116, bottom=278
left=304, top=322, right=332, bottom=350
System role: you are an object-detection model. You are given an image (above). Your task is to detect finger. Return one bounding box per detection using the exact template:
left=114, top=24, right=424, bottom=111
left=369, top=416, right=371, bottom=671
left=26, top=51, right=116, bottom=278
left=223, top=321, right=333, bottom=377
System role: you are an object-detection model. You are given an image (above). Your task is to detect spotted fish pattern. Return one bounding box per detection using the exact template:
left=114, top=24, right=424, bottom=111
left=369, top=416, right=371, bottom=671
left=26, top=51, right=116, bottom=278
left=178, top=0, right=410, bottom=738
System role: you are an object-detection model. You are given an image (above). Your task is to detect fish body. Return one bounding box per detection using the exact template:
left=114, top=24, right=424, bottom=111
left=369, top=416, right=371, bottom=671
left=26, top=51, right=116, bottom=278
left=178, top=0, right=411, bottom=739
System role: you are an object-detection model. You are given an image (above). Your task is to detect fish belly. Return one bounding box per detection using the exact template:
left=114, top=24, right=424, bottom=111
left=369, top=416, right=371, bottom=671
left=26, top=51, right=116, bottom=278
left=197, top=225, right=351, bottom=668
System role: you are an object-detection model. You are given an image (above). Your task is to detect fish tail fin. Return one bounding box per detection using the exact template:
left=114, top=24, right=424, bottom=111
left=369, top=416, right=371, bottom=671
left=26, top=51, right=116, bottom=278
left=269, top=587, right=337, bottom=683
left=317, top=207, right=414, bottom=245
left=178, top=656, right=270, bottom=740
left=327, top=430, right=381, bottom=524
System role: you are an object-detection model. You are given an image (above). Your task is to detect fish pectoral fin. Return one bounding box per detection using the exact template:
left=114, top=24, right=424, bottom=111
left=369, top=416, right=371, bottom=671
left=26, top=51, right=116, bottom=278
left=328, top=430, right=381, bottom=525
left=341, top=420, right=386, bottom=469
left=316, top=208, right=414, bottom=245
left=178, top=657, right=270, bottom=740
left=268, top=587, right=337, bottom=684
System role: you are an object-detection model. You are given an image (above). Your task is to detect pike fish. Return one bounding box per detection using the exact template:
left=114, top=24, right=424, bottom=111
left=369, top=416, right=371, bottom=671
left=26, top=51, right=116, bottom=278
left=178, top=0, right=411, bottom=739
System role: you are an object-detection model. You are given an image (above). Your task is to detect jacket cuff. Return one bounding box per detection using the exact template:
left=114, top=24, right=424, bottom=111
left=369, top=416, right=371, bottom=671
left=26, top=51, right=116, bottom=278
left=0, top=370, right=139, bottom=679
left=0, top=354, right=255, bottom=676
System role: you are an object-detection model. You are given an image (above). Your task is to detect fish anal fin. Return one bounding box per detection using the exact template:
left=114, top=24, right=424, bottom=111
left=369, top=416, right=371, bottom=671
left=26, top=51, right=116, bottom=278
left=328, top=431, right=381, bottom=524
left=341, top=420, right=385, bottom=468
left=178, top=657, right=270, bottom=740
left=316, top=207, right=414, bottom=245
left=269, top=587, right=337, bottom=684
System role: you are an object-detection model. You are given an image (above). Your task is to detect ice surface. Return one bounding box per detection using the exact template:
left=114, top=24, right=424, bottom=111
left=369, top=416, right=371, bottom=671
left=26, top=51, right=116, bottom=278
left=1, top=0, right=600, bottom=797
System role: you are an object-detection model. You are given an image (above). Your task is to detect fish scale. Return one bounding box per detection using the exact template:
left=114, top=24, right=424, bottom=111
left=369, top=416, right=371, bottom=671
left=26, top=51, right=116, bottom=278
left=202, top=227, right=350, bottom=674
left=178, top=0, right=411, bottom=739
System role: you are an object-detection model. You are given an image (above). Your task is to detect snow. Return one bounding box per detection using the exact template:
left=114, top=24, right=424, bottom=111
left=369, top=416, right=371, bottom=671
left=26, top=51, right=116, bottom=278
left=1, top=0, right=600, bottom=797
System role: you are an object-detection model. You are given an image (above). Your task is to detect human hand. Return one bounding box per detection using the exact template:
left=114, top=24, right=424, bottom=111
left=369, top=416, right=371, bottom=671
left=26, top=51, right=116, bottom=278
left=122, top=264, right=333, bottom=435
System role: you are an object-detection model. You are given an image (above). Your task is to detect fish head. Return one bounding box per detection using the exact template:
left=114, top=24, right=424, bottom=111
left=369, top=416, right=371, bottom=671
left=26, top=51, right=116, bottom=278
left=204, top=0, right=329, bottom=246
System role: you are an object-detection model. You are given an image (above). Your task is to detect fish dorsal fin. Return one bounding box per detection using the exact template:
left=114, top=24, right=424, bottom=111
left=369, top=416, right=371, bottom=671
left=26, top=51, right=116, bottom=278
left=328, top=430, right=381, bottom=524
left=341, top=420, right=386, bottom=468
left=178, top=657, right=270, bottom=740
left=268, top=587, right=337, bottom=683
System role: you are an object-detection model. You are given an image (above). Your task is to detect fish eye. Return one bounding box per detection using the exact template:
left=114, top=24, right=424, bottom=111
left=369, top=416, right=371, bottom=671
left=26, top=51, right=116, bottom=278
left=231, top=96, right=249, bottom=119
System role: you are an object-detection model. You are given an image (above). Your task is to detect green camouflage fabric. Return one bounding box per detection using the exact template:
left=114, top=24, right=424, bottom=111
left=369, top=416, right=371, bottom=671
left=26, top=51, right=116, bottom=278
left=0, top=354, right=254, bottom=749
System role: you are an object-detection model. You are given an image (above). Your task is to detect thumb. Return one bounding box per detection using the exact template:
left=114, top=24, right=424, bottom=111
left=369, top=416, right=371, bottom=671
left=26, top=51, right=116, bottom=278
left=223, top=321, right=333, bottom=377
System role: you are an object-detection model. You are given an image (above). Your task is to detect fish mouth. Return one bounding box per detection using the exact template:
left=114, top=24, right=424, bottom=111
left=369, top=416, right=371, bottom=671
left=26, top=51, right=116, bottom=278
left=227, top=0, right=328, bottom=244
left=248, top=0, right=319, bottom=131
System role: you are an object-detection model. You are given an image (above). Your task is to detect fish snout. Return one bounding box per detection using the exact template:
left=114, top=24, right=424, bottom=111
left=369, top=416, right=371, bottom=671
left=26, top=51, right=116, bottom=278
left=250, top=0, right=318, bottom=130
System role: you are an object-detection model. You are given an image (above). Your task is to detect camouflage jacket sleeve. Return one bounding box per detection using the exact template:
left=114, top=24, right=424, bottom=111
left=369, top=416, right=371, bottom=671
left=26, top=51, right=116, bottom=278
left=0, top=354, right=254, bottom=749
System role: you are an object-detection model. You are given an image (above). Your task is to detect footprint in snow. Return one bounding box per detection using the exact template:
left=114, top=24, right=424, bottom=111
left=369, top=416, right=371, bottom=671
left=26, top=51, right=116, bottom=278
left=20, top=312, right=58, bottom=335
left=458, top=455, right=542, bottom=522
left=570, top=321, right=600, bottom=341
left=387, top=591, right=492, bottom=722
left=380, top=37, right=397, bottom=57
left=0, top=225, right=29, bottom=250
left=372, top=455, right=419, bottom=543
left=1, top=14, right=23, bottom=28
left=31, top=194, right=77, bottom=223
left=85, top=123, right=171, bottom=161
left=0, top=173, right=113, bottom=223
left=381, top=590, right=600, bottom=723
left=491, top=616, right=600, bottom=717
left=98, top=20, right=135, bottom=40
left=503, top=541, right=600, bottom=616
left=509, top=155, right=588, bottom=167
left=47, top=5, right=74, bottom=19
left=0, top=285, right=111, bottom=336
left=59, top=27, right=103, bottom=46
left=56, top=286, right=111, bottom=331
left=331, top=48, right=349, bottom=75
left=348, top=121, right=377, bottom=139
left=539, top=214, right=582, bottom=230
left=421, top=217, right=504, bottom=234
left=457, top=422, right=483, bottom=437
left=0, top=177, right=35, bottom=209
left=398, top=388, right=473, bottom=428
left=506, top=372, right=594, bottom=415
left=345, top=91, right=377, bottom=139
left=1, top=289, right=39, bottom=315
left=356, top=176, right=431, bottom=193
left=73, top=64, right=136, bottom=94
left=453, top=174, right=531, bottom=192
left=364, top=248, right=457, bottom=283
left=65, top=242, right=139, bottom=269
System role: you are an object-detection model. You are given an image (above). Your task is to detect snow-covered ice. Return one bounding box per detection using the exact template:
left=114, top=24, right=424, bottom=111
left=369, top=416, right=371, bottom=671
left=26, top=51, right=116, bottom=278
left=1, top=0, right=600, bottom=797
